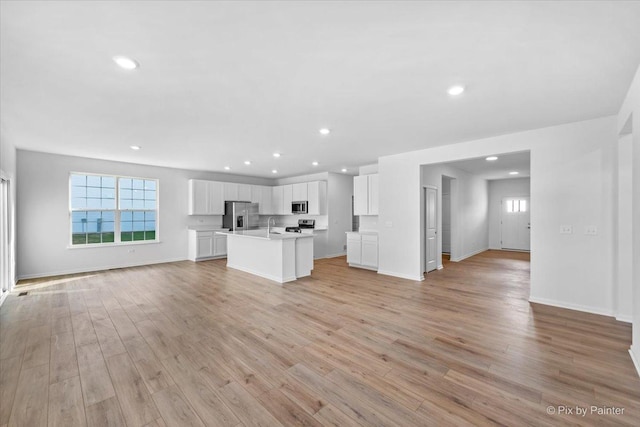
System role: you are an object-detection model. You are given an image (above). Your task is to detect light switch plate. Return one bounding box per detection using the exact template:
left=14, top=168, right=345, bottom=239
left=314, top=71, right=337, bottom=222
left=560, top=225, right=573, bottom=234
left=585, top=225, right=598, bottom=235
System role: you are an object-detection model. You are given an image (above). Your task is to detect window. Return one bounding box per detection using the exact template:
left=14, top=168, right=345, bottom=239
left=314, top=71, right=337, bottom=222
left=70, top=173, right=158, bottom=246
left=506, top=199, right=527, bottom=213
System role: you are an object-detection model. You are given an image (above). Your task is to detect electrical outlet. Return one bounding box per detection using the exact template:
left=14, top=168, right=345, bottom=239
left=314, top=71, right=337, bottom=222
left=128, top=248, right=136, bottom=253
left=560, top=225, right=573, bottom=234
left=343, top=244, right=347, bottom=250
left=385, top=221, right=393, bottom=227
left=585, top=225, right=598, bottom=235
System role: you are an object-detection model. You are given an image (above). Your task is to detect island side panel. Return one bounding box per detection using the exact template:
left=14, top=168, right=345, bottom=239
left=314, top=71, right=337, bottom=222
left=295, top=236, right=314, bottom=278
left=226, top=234, right=297, bottom=283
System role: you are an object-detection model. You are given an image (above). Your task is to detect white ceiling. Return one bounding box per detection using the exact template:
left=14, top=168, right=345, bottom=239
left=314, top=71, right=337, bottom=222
left=2, top=1, right=640, bottom=178
left=441, top=151, right=530, bottom=181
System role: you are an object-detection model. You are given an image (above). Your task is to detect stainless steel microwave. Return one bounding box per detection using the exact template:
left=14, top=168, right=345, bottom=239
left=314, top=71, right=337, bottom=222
left=292, top=201, right=308, bottom=214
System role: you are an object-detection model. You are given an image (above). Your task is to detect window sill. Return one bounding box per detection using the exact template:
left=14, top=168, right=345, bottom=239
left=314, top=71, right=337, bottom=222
left=66, top=240, right=161, bottom=249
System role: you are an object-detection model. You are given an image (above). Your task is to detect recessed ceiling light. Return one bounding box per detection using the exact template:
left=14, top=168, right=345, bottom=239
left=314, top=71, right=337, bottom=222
left=509, top=171, right=519, bottom=175
left=224, top=166, right=230, bottom=171
left=272, top=169, right=278, bottom=174
left=312, top=161, right=319, bottom=166
left=341, top=168, right=347, bottom=173
left=113, top=56, right=139, bottom=70
left=273, top=153, right=281, bottom=158
left=319, top=128, right=331, bottom=135
left=448, top=85, right=465, bottom=96
left=244, top=160, right=251, bottom=165
left=130, top=145, right=141, bottom=150
left=486, top=156, right=498, bottom=161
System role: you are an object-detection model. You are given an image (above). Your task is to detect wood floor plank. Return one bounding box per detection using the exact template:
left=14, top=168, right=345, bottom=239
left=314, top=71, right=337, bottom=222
left=0, top=356, right=21, bottom=425
left=48, top=376, right=86, bottom=427
left=85, top=396, right=126, bottom=427
left=217, top=381, right=284, bottom=427
left=256, top=388, right=323, bottom=427
left=105, top=352, right=160, bottom=427
left=8, top=363, right=49, bottom=427
left=151, top=385, right=205, bottom=427
left=313, top=404, right=364, bottom=427
left=77, top=342, right=116, bottom=407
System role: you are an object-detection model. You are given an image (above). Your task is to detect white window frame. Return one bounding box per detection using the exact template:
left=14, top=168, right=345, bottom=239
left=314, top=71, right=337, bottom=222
left=69, top=172, right=160, bottom=247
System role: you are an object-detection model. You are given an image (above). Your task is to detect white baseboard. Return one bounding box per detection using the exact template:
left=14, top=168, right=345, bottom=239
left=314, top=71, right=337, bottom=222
left=377, top=270, right=424, bottom=281
left=616, top=314, right=633, bottom=323
left=17, top=257, right=188, bottom=281
left=0, top=290, right=8, bottom=307
left=630, top=346, right=640, bottom=379
left=348, top=263, right=377, bottom=272
left=450, top=247, right=488, bottom=262
left=528, top=296, right=614, bottom=318
left=437, top=264, right=444, bottom=270
left=324, top=252, right=346, bottom=258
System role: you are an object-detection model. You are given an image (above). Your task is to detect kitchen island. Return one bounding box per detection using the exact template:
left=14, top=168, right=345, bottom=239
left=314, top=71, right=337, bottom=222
left=216, top=230, right=313, bottom=283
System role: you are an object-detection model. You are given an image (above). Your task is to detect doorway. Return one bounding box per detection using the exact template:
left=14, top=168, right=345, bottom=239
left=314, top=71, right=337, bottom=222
left=501, top=196, right=530, bottom=251
left=442, top=176, right=453, bottom=260
left=425, top=186, right=437, bottom=273
left=1, top=175, right=12, bottom=302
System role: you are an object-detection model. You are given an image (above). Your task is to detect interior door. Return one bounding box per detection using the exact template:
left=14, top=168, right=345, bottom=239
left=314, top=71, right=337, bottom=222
left=501, top=197, right=530, bottom=251
left=425, top=187, right=437, bottom=273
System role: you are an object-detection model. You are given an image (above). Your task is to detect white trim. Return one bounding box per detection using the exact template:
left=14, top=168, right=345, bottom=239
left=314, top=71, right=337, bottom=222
left=324, top=251, right=347, bottom=258
left=0, top=290, right=8, bottom=307
left=630, top=346, right=640, bottom=379
left=437, top=264, right=444, bottom=270
left=615, top=314, right=633, bottom=323
left=66, top=240, right=162, bottom=249
left=225, top=263, right=295, bottom=284
left=17, top=257, right=187, bottom=281
left=348, top=263, right=378, bottom=272
left=528, top=296, right=614, bottom=318
left=377, top=269, right=424, bottom=281
left=450, top=247, right=488, bottom=262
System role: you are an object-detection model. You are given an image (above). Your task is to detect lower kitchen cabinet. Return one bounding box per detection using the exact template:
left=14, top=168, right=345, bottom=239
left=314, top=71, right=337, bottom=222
left=188, top=229, right=227, bottom=261
left=346, top=232, right=378, bottom=270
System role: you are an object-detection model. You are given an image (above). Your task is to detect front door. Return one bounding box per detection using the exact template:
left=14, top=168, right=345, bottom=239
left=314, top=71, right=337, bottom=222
left=425, top=187, right=437, bottom=272
left=501, top=197, right=530, bottom=251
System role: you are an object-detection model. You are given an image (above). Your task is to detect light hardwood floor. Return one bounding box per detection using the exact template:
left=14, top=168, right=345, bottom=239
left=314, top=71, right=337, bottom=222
left=1, top=251, right=639, bottom=426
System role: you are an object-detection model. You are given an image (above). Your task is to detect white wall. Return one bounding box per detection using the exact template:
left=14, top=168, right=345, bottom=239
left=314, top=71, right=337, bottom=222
left=421, top=164, right=489, bottom=271
left=327, top=173, right=353, bottom=257
left=488, top=178, right=531, bottom=250
left=616, top=135, right=633, bottom=323
left=379, top=116, right=617, bottom=318
left=16, top=150, right=272, bottom=279
left=0, top=133, right=17, bottom=294
left=617, top=64, right=640, bottom=375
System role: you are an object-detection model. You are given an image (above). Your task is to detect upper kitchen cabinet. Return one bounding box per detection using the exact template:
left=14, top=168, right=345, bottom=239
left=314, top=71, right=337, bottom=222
left=238, top=184, right=252, bottom=201
left=292, top=183, right=308, bottom=201
left=353, top=174, right=379, bottom=216
left=272, top=186, right=284, bottom=215
left=307, top=181, right=327, bottom=215
left=282, top=184, right=293, bottom=215
left=188, top=179, right=224, bottom=215
left=252, top=185, right=273, bottom=215
left=223, top=182, right=238, bottom=201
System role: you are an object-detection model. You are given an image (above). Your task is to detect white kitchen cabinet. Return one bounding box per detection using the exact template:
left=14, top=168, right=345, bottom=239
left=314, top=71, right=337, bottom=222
left=250, top=185, right=262, bottom=204
left=346, top=232, right=378, bottom=270
left=188, top=179, right=224, bottom=215
left=213, top=233, right=227, bottom=256
left=307, top=181, right=327, bottom=215
left=223, top=182, right=238, bottom=201
left=188, top=230, right=227, bottom=261
left=346, top=233, right=362, bottom=265
left=282, top=184, right=293, bottom=215
left=272, top=186, right=284, bottom=215
left=361, top=234, right=378, bottom=268
left=368, top=174, right=379, bottom=215
left=238, top=184, right=252, bottom=201
left=353, top=174, right=379, bottom=216
left=292, top=183, right=308, bottom=201
left=260, top=186, right=273, bottom=214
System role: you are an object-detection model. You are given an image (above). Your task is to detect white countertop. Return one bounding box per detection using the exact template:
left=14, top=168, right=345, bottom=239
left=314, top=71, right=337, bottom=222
left=188, top=226, right=229, bottom=231
left=217, top=229, right=313, bottom=241
left=346, top=230, right=378, bottom=235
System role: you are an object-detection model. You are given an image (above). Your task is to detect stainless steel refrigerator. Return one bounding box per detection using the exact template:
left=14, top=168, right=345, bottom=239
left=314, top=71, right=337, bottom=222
left=223, top=201, right=259, bottom=231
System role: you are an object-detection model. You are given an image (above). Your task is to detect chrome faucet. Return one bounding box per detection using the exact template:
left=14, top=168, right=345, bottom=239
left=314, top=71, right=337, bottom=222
left=267, top=217, right=276, bottom=234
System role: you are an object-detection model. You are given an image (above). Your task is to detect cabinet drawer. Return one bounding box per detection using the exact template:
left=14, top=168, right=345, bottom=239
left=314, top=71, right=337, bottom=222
left=362, top=234, right=378, bottom=243
left=197, top=231, right=214, bottom=238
